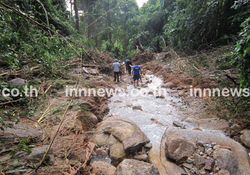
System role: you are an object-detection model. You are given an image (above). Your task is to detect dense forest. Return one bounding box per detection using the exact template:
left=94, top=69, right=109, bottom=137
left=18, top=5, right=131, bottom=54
left=0, top=0, right=249, bottom=86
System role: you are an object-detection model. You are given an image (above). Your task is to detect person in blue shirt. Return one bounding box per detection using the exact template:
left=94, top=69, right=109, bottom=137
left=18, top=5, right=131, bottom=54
left=132, top=65, right=142, bottom=87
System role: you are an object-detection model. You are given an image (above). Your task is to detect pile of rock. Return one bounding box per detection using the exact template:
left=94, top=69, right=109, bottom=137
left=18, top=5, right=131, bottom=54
left=175, top=141, right=235, bottom=175
left=90, top=118, right=159, bottom=175
left=164, top=129, right=250, bottom=175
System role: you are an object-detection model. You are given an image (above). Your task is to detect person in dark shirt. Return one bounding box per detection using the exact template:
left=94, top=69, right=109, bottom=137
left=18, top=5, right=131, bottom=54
left=125, top=59, right=132, bottom=75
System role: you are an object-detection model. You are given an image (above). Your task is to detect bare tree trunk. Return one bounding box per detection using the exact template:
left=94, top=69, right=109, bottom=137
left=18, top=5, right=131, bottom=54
left=74, top=0, right=80, bottom=31
left=70, top=0, right=73, bottom=16
left=107, top=0, right=112, bottom=43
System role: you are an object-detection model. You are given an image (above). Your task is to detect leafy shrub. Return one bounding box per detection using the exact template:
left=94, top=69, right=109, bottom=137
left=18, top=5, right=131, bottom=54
left=233, top=17, right=250, bottom=88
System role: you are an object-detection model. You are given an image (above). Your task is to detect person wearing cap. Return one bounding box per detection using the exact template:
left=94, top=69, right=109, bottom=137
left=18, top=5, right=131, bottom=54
left=112, top=59, right=121, bottom=83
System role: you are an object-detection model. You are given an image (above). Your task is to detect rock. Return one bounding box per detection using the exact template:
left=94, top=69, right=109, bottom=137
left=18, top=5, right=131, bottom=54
left=92, top=161, right=116, bottom=175
left=76, top=111, right=98, bottom=131
left=110, top=142, right=126, bottom=160
left=205, top=148, right=213, bottom=156
left=182, top=163, right=193, bottom=169
left=162, top=82, right=176, bottom=89
left=123, top=128, right=149, bottom=153
left=134, top=154, right=148, bottom=162
left=204, top=157, right=215, bottom=171
left=1, top=123, right=42, bottom=142
left=193, top=153, right=206, bottom=169
left=95, top=147, right=109, bottom=157
left=116, top=159, right=159, bottom=175
left=27, top=145, right=53, bottom=164
left=173, top=121, right=186, bottom=129
left=148, top=91, right=154, bottom=95
left=82, top=67, right=89, bottom=74
left=88, top=68, right=99, bottom=75
left=94, top=119, right=149, bottom=154
left=156, top=95, right=165, bottom=99
left=163, top=128, right=250, bottom=175
left=9, top=78, right=27, bottom=86
left=216, top=169, right=230, bottom=175
left=132, top=106, right=143, bottom=111
left=240, top=130, right=250, bottom=148
left=91, top=133, right=110, bottom=146
left=144, top=143, right=153, bottom=149
left=165, top=138, right=196, bottom=163
left=213, top=148, right=239, bottom=175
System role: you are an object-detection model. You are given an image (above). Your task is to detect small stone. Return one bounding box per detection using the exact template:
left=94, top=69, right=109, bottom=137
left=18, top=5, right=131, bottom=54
left=95, top=147, right=109, bottom=157
left=110, top=142, right=126, bottom=160
left=144, top=143, right=153, bottom=149
left=199, top=169, right=207, bottom=175
left=116, top=159, right=159, bottom=175
left=134, top=154, right=148, bottom=162
left=173, top=121, right=186, bottom=129
left=240, top=130, right=250, bottom=148
left=194, top=153, right=206, bottom=169
left=216, top=169, right=230, bottom=175
left=9, top=78, right=27, bottom=86
left=182, top=163, right=193, bottom=169
left=27, top=145, right=53, bottom=164
left=186, top=157, right=194, bottom=164
left=156, top=95, right=165, bottom=99
left=92, top=161, right=116, bottom=175
left=148, top=91, right=154, bottom=95
left=206, top=148, right=213, bottom=156
left=204, top=157, right=215, bottom=171
left=132, top=106, right=143, bottom=111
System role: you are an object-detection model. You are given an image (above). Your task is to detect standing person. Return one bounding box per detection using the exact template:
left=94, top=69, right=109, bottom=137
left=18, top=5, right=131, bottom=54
left=112, top=59, right=121, bottom=83
left=125, top=59, right=132, bottom=75
left=132, top=65, right=142, bottom=87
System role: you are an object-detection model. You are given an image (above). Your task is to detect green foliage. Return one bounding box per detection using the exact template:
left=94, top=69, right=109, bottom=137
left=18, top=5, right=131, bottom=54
left=233, top=17, right=250, bottom=88
left=17, top=138, right=32, bottom=154
left=0, top=0, right=79, bottom=73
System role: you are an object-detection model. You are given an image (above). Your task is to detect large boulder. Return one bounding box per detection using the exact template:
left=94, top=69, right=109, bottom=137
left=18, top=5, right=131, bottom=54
left=240, top=130, right=250, bottom=148
left=92, top=118, right=149, bottom=154
left=116, top=159, right=159, bottom=175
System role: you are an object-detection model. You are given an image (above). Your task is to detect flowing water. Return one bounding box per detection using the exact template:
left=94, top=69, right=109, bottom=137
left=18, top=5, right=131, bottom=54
left=109, top=74, right=190, bottom=174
